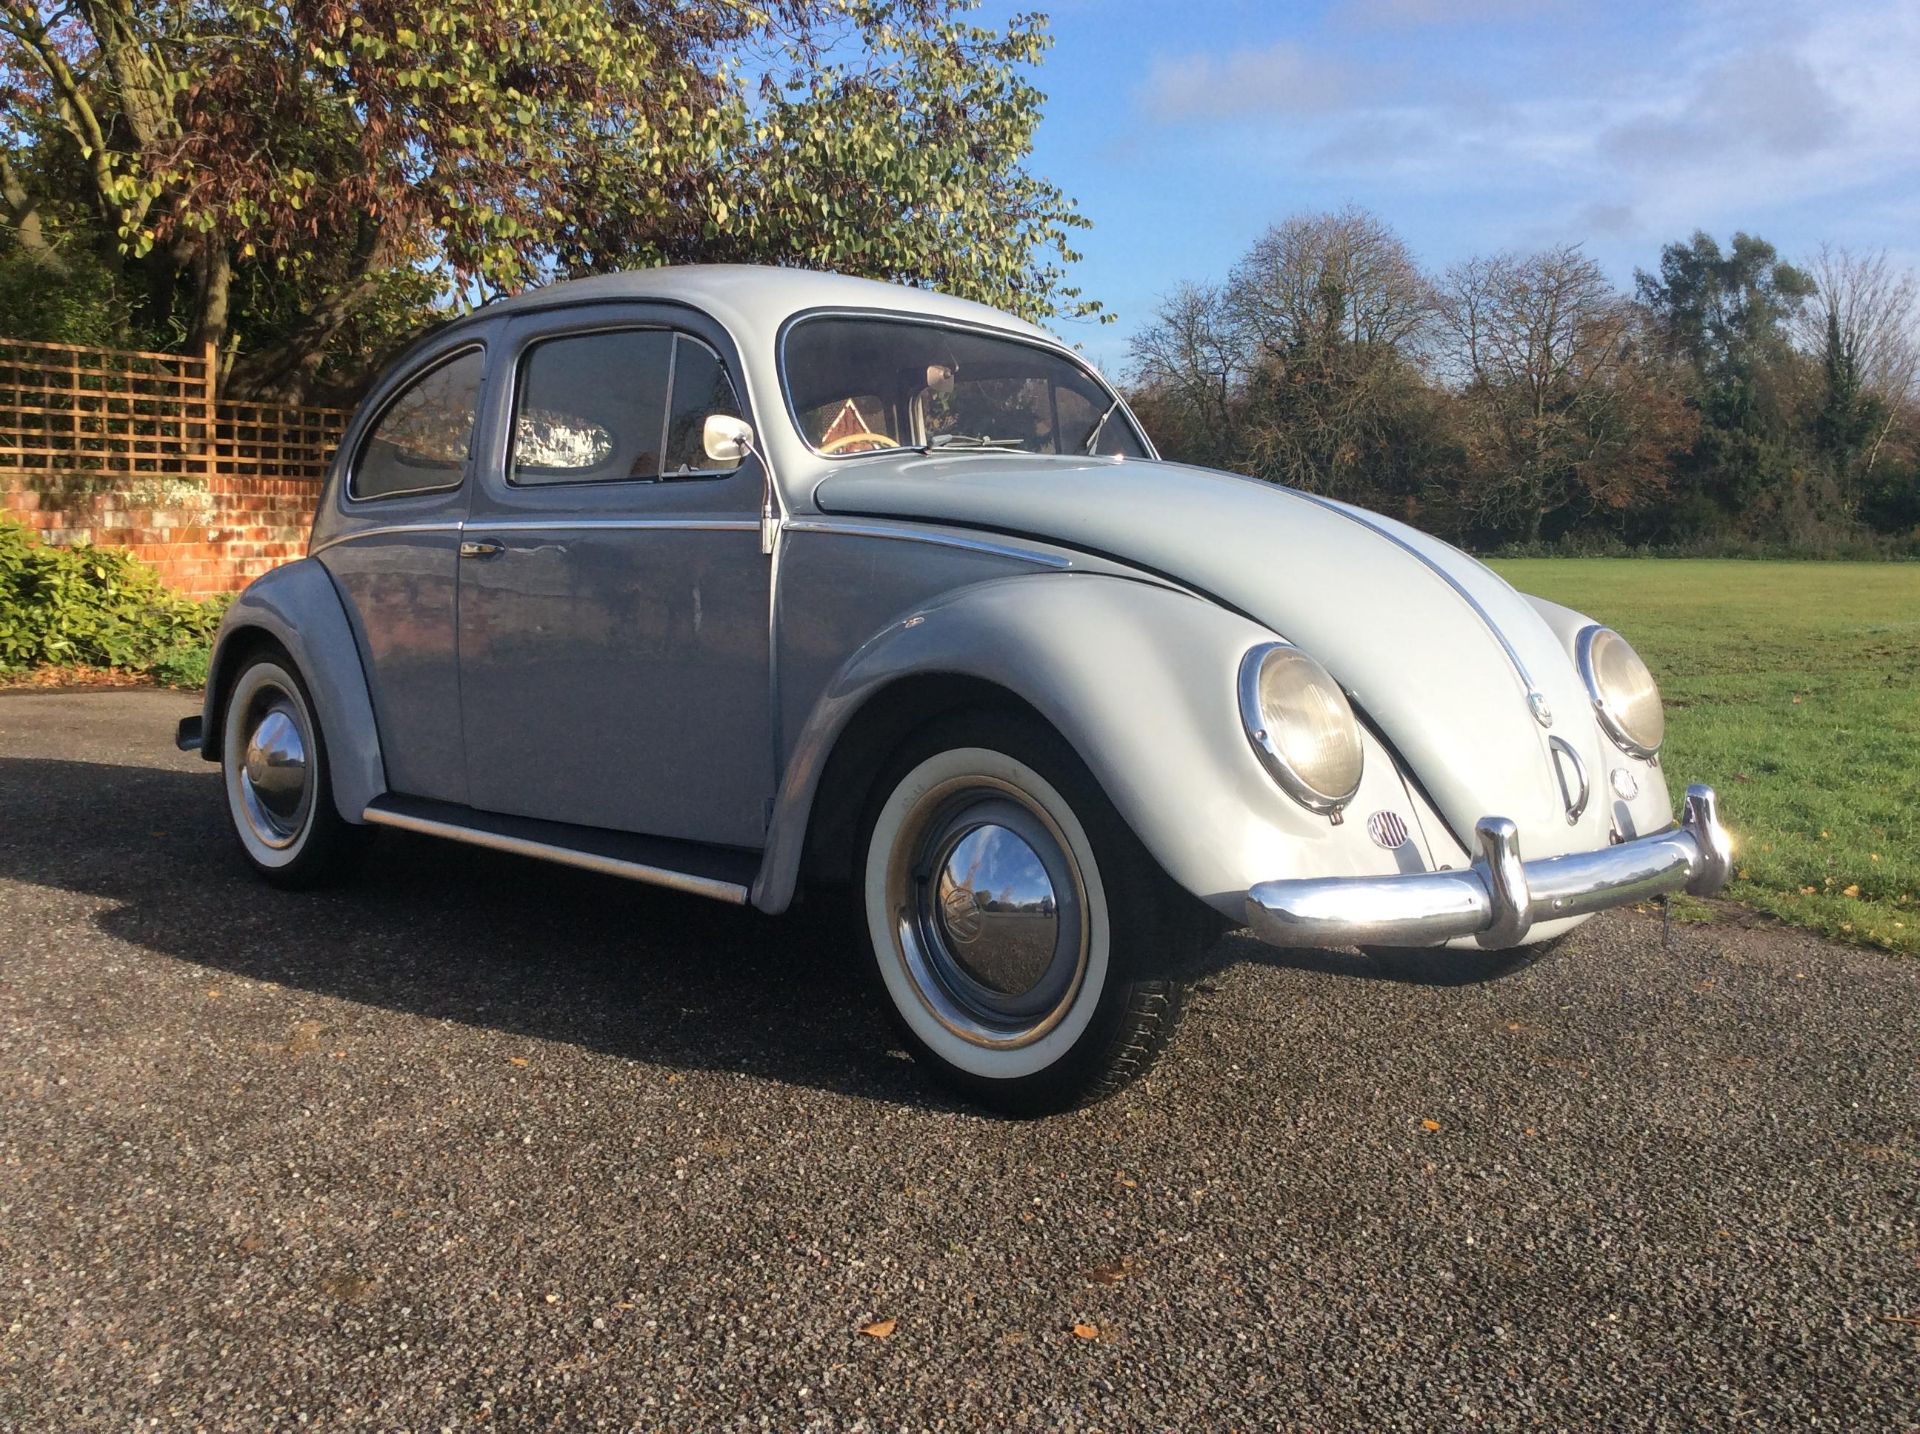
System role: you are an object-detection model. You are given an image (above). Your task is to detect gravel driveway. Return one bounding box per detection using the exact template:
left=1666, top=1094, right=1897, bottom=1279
left=3, top=688, right=1916, bottom=1432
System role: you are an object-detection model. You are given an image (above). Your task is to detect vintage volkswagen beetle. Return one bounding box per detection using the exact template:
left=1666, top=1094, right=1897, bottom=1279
left=178, top=265, right=1732, bottom=1113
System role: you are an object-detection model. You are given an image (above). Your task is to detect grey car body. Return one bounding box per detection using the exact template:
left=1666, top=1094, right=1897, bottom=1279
left=183, top=265, right=1731, bottom=1108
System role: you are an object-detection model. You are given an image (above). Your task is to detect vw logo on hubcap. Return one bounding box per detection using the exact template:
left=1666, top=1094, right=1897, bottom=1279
left=940, top=885, right=984, bottom=943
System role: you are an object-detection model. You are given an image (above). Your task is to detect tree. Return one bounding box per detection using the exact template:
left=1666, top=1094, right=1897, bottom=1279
left=1125, top=282, right=1244, bottom=469
left=1226, top=208, right=1437, bottom=499
left=1636, top=231, right=1814, bottom=385
left=1634, top=231, right=1815, bottom=534
left=1439, top=245, right=1689, bottom=542
left=1123, top=208, right=1449, bottom=513
left=1796, top=245, right=1920, bottom=492
left=1, top=0, right=1097, bottom=398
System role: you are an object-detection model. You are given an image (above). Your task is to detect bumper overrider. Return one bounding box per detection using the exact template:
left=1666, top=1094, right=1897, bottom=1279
left=1247, top=784, right=1733, bottom=950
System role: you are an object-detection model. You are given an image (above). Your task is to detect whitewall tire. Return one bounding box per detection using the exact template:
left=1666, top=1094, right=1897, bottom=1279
left=858, top=712, right=1204, bottom=1114
left=220, top=647, right=367, bottom=888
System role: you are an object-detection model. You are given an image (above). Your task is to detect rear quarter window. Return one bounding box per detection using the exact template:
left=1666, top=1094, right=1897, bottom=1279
left=350, top=347, right=486, bottom=500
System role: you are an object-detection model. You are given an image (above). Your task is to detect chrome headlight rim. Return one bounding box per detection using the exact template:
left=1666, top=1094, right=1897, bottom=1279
left=1576, top=624, right=1663, bottom=760
left=1236, top=641, right=1365, bottom=816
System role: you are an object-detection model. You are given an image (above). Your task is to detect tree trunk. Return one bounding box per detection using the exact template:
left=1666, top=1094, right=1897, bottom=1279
left=189, top=241, right=232, bottom=387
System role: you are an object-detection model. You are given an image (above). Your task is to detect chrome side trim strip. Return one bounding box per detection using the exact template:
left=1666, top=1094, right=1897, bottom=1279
left=1286, top=490, right=1544, bottom=712
left=782, top=519, right=1073, bottom=569
left=309, top=522, right=465, bottom=557
left=361, top=806, right=752, bottom=905
left=461, top=517, right=760, bottom=534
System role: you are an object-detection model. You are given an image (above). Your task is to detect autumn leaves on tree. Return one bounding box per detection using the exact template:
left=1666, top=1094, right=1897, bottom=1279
left=1, top=0, right=1098, bottom=400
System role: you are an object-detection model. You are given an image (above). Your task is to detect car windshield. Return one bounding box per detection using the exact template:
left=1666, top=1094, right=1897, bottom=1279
left=782, top=315, right=1149, bottom=460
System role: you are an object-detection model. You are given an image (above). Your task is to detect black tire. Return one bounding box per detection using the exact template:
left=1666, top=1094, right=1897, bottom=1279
left=1363, top=933, right=1569, bottom=985
left=219, top=642, right=370, bottom=889
left=856, top=709, right=1204, bottom=1116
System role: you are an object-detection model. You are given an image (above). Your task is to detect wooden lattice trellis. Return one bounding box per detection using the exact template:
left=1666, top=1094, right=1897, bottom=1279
left=0, top=337, right=348, bottom=487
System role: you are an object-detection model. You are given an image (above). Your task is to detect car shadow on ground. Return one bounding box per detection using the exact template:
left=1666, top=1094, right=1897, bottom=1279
left=2, top=755, right=1511, bottom=1107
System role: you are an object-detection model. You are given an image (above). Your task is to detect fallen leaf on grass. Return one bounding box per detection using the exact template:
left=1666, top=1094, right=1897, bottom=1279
left=1420, top=1119, right=1442, bottom=1132
left=859, top=1318, right=896, bottom=1340
left=1072, top=1322, right=1100, bottom=1341
left=1843, top=884, right=1861, bottom=899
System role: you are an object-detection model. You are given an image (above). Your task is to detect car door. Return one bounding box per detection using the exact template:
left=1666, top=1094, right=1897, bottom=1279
left=455, top=303, right=775, bottom=850
left=317, top=338, right=487, bottom=806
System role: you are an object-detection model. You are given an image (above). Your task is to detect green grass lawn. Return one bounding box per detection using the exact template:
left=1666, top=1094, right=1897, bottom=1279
left=1488, top=558, right=1920, bottom=957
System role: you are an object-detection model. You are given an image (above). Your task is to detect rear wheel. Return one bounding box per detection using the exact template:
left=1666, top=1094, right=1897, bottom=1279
left=859, top=712, right=1201, bottom=1115
left=220, top=646, right=368, bottom=889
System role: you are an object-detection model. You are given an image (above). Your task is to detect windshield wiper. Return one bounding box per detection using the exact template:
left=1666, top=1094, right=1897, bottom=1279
left=1082, top=397, right=1122, bottom=455
left=921, top=433, right=1020, bottom=452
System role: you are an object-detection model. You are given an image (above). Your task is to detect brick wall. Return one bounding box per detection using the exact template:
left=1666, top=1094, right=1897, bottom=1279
left=1, top=337, right=345, bottom=597
left=1, top=475, right=319, bottom=597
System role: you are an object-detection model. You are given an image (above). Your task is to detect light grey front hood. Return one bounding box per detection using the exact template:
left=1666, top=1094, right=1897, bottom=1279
left=812, top=453, right=1609, bottom=858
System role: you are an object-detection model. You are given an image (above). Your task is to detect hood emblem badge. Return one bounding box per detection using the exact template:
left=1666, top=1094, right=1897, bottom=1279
left=1528, top=691, right=1553, bottom=728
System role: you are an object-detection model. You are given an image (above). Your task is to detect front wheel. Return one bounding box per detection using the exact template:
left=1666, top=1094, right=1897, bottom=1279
left=220, top=645, right=368, bottom=889
left=859, top=713, right=1202, bottom=1116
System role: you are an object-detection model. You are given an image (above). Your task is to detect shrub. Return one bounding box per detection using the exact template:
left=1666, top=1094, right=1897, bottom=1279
left=0, top=518, right=229, bottom=683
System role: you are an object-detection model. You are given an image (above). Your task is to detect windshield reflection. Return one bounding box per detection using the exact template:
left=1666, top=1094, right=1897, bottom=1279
left=782, top=316, right=1148, bottom=460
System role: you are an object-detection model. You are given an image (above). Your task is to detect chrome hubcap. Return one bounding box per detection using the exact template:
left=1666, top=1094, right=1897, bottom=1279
left=888, top=779, right=1088, bottom=1049
left=239, top=699, right=310, bottom=847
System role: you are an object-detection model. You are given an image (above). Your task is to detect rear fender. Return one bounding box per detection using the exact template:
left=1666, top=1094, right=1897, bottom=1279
left=198, top=560, right=385, bottom=822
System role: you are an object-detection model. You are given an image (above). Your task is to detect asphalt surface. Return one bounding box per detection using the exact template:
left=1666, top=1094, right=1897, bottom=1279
left=2, top=688, right=1916, bottom=1432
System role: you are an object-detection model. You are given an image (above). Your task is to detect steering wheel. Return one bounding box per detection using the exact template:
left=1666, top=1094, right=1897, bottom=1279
left=820, top=431, right=896, bottom=455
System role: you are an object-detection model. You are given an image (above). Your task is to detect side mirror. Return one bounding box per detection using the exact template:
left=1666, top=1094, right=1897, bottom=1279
left=703, top=414, right=755, bottom=465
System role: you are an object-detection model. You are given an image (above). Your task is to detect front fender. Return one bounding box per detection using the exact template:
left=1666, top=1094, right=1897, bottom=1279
left=753, top=572, right=1432, bottom=917
left=199, top=559, right=385, bottom=822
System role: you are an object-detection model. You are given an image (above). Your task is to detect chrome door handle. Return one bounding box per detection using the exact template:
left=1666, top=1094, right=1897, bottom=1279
left=458, top=539, right=504, bottom=559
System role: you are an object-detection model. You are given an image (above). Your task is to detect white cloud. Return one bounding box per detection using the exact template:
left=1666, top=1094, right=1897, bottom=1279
left=1129, top=0, right=1920, bottom=250
left=1138, top=41, right=1367, bottom=121
left=1600, top=47, right=1849, bottom=167
left=1335, top=0, right=1562, bottom=26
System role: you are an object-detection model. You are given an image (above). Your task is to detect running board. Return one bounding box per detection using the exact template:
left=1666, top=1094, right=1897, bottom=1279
left=361, top=794, right=757, bottom=905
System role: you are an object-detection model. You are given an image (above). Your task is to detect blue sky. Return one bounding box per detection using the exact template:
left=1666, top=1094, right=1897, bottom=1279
left=988, top=0, right=1920, bottom=373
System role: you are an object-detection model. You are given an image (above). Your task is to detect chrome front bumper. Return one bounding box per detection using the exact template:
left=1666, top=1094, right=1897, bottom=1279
left=1246, top=784, right=1732, bottom=950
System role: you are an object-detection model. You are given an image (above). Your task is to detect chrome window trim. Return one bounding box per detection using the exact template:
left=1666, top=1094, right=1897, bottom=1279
left=461, top=517, right=760, bottom=535
left=780, top=518, right=1073, bottom=569
left=1576, top=624, right=1663, bottom=760
left=1286, top=489, right=1548, bottom=721
left=309, top=521, right=466, bottom=557
left=505, top=325, right=745, bottom=489
left=774, top=307, right=1155, bottom=463
left=345, top=344, right=487, bottom=504
left=1236, top=641, right=1365, bottom=817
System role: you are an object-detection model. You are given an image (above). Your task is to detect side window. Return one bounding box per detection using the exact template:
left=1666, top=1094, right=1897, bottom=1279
left=511, top=329, right=673, bottom=486
left=351, top=347, right=484, bottom=500
left=663, top=335, right=745, bottom=475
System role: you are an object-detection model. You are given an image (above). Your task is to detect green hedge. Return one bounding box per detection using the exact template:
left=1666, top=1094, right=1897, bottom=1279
left=0, top=518, right=229, bottom=685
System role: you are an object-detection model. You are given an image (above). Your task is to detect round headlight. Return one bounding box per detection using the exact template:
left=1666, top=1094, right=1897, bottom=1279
left=1237, top=643, right=1364, bottom=813
left=1578, top=626, right=1664, bottom=758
